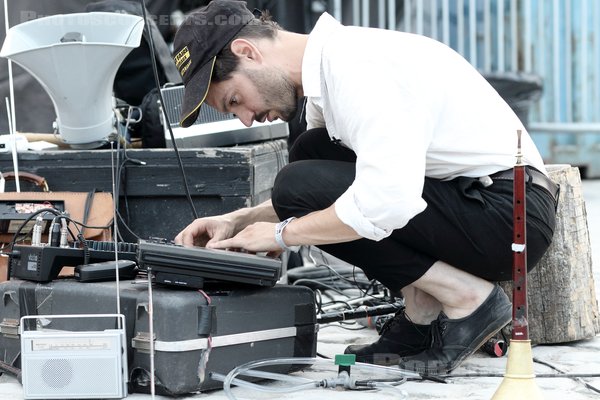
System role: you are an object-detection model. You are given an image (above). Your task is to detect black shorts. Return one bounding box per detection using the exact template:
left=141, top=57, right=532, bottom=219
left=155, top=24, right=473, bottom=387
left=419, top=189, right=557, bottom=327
left=271, top=128, right=557, bottom=291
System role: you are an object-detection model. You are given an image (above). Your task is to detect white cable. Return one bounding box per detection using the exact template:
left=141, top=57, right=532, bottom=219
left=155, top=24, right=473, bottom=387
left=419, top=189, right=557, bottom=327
left=216, top=357, right=416, bottom=400
left=3, top=2, right=19, bottom=192
left=146, top=268, right=156, bottom=399
left=110, top=142, right=122, bottom=320
left=3, top=0, right=17, bottom=134
left=5, top=98, right=19, bottom=192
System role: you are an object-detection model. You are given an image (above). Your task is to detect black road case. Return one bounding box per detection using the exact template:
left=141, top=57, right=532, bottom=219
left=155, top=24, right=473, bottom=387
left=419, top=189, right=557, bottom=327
left=0, top=279, right=317, bottom=395
left=0, top=140, right=288, bottom=242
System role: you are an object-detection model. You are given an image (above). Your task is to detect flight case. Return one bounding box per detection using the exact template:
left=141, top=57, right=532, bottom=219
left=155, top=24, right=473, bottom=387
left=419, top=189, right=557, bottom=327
left=0, top=279, right=317, bottom=395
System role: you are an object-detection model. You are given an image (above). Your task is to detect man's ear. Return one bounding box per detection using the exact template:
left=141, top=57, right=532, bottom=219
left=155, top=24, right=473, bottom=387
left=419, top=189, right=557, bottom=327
left=230, top=38, right=263, bottom=64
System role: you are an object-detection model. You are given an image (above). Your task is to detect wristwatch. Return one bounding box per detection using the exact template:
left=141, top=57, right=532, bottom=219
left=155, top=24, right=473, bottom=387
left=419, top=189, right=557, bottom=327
left=275, top=217, right=301, bottom=252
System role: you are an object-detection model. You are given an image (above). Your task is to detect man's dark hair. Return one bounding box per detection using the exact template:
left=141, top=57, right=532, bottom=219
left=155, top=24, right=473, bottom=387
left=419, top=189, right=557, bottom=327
left=212, top=11, right=281, bottom=82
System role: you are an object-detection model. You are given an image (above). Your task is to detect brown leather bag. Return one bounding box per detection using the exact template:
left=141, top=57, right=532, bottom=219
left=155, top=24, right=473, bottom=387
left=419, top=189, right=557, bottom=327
left=0, top=172, right=114, bottom=281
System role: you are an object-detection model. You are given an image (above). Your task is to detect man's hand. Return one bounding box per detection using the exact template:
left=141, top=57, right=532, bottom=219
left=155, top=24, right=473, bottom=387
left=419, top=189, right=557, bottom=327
left=174, top=216, right=236, bottom=247
left=207, top=222, right=282, bottom=254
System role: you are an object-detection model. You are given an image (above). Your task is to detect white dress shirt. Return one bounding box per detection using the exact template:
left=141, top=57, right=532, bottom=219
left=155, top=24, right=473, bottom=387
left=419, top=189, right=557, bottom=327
left=301, top=13, right=547, bottom=241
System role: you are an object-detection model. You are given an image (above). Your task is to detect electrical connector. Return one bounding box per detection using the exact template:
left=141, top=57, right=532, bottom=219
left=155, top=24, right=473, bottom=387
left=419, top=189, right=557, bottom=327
left=31, top=216, right=44, bottom=247
left=59, top=218, right=69, bottom=248
left=48, top=219, right=61, bottom=247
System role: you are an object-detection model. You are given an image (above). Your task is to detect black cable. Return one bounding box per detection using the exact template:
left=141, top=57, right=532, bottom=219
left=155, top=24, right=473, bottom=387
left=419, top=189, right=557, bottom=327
left=437, top=366, right=600, bottom=394
left=533, top=357, right=600, bottom=394
left=319, top=324, right=366, bottom=331
left=7, top=208, right=62, bottom=250
left=353, top=267, right=386, bottom=300
left=59, top=216, right=112, bottom=231
left=115, top=209, right=142, bottom=241
left=319, top=263, right=371, bottom=290
left=118, top=157, right=133, bottom=227
left=139, top=0, right=199, bottom=220
left=115, top=154, right=145, bottom=239
left=292, top=278, right=348, bottom=296
left=314, top=288, right=323, bottom=315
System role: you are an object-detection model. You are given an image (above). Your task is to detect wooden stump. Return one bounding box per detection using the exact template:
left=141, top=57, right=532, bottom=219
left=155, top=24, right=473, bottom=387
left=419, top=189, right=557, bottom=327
left=500, top=165, right=600, bottom=344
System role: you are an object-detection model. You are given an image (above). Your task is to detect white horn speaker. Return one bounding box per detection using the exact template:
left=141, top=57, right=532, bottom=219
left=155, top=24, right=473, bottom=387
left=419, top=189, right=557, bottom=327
left=0, top=12, right=144, bottom=148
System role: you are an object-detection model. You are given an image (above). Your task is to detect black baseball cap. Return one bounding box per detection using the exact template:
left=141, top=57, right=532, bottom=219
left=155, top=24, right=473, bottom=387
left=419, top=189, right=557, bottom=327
left=173, top=0, right=255, bottom=128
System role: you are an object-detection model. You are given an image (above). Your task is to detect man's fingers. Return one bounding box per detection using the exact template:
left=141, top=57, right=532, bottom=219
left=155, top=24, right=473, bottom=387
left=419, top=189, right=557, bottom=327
left=207, top=238, right=233, bottom=250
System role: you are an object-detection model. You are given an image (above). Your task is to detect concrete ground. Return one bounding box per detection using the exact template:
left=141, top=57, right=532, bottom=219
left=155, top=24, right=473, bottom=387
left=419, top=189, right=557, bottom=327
left=1, top=179, right=599, bottom=400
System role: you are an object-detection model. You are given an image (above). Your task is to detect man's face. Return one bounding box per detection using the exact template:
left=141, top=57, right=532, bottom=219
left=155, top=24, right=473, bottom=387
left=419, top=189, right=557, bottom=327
left=206, top=65, right=298, bottom=127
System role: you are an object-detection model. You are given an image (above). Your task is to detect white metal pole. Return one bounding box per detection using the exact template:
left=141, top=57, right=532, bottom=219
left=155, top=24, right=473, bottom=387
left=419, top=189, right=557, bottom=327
left=497, top=0, right=505, bottom=72
left=469, top=0, right=477, bottom=68
left=442, top=0, right=450, bottom=45
left=581, top=0, right=588, bottom=121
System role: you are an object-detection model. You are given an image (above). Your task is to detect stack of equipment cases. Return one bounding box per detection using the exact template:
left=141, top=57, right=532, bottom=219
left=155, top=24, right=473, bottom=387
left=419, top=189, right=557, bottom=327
left=0, top=278, right=317, bottom=395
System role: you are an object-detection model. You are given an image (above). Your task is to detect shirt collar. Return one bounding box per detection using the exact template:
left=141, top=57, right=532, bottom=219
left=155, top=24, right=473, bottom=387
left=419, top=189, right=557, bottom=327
left=301, top=12, right=342, bottom=97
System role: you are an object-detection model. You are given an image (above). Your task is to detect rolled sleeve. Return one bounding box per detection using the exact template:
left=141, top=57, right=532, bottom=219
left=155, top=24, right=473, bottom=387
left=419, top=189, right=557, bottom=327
left=334, top=183, right=427, bottom=241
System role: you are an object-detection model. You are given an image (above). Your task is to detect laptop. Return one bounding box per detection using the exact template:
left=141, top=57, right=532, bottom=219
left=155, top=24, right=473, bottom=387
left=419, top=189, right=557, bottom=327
left=136, top=239, right=282, bottom=289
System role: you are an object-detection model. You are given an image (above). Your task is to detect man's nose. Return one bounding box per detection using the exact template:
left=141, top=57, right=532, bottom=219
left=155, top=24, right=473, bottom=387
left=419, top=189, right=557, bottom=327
left=234, top=109, right=254, bottom=127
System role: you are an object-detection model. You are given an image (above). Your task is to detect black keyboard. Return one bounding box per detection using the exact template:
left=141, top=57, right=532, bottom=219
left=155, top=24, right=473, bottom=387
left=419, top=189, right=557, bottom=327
left=136, top=239, right=282, bottom=289
left=10, top=240, right=138, bottom=282
left=84, top=239, right=138, bottom=254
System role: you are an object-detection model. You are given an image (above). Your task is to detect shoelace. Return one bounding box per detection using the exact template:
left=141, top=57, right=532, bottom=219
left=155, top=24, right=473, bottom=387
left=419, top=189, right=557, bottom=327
left=429, top=314, right=448, bottom=348
left=378, top=308, right=407, bottom=336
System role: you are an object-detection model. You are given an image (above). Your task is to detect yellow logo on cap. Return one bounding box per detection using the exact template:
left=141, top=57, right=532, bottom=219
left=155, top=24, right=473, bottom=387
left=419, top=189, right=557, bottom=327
left=174, top=46, right=191, bottom=70
left=180, top=60, right=192, bottom=76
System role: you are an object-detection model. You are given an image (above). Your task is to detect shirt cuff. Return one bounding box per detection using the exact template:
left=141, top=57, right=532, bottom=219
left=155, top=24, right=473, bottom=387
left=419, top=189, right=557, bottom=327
left=334, top=190, right=391, bottom=241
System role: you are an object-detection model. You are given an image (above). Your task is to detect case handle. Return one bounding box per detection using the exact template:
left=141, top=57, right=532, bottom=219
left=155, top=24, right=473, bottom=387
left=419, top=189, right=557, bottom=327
left=2, top=171, right=49, bottom=192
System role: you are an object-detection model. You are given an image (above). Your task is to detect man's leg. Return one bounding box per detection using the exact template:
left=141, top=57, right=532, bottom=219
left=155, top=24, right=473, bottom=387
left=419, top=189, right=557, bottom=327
left=411, top=261, right=494, bottom=319
left=398, top=261, right=512, bottom=374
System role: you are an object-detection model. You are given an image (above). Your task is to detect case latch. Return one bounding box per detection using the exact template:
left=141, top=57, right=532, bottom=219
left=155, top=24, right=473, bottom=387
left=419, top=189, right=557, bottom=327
left=0, top=318, right=20, bottom=337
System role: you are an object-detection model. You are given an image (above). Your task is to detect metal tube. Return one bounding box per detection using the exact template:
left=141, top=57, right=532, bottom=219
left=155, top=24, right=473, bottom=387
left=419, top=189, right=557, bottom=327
left=510, top=0, right=518, bottom=71
left=387, top=0, right=396, bottom=30
left=352, top=0, right=360, bottom=27
left=497, top=0, right=505, bottom=72
left=416, top=0, right=423, bottom=34
left=333, top=0, right=342, bottom=21
left=524, top=0, right=532, bottom=73
left=595, top=0, right=600, bottom=122
left=457, top=0, right=465, bottom=55
left=537, top=0, right=547, bottom=122
left=581, top=0, right=589, bottom=121
left=565, top=0, right=572, bottom=122
left=529, top=122, right=600, bottom=132
left=431, top=0, right=438, bottom=40
left=484, top=0, right=492, bottom=72
left=469, top=0, right=477, bottom=67
left=404, top=0, right=412, bottom=32
left=553, top=0, right=560, bottom=122
left=442, top=0, right=450, bottom=45
left=361, top=0, right=369, bottom=27
left=378, top=0, right=386, bottom=29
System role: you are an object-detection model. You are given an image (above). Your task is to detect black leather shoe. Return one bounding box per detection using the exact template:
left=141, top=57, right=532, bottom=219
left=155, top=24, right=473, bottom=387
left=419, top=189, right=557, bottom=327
left=398, top=284, right=512, bottom=375
left=344, top=308, right=431, bottom=366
